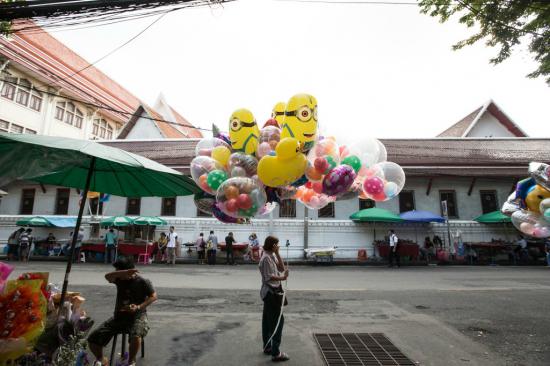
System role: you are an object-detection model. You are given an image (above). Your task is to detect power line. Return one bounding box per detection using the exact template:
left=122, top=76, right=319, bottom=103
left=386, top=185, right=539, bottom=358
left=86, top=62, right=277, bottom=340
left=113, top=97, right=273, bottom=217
left=0, top=77, right=214, bottom=132
left=44, top=10, right=170, bottom=88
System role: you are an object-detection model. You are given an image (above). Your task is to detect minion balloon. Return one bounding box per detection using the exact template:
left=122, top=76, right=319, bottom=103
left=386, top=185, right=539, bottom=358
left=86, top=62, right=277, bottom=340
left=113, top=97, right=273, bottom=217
left=229, top=108, right=260, bottom=155
left=271, top=102, right=286, bottom=127
left=281, top=93, right=318, bottom=152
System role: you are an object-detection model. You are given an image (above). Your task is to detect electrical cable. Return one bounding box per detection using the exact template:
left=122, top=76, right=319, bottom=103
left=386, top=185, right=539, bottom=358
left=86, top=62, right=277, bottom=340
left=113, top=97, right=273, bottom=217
left=0, top=77, right=214, bottom=132
left=43, top=10, right=170, bottom=88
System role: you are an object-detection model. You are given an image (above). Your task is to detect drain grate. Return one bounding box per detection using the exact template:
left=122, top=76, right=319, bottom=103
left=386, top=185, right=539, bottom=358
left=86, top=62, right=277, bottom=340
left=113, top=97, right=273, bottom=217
left=314, top=333, right=417, bottom=366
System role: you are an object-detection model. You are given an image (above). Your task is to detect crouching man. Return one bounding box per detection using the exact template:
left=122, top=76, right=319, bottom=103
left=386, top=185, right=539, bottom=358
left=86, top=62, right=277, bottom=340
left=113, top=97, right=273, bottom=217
left=88, top=257, right=157, bottom=366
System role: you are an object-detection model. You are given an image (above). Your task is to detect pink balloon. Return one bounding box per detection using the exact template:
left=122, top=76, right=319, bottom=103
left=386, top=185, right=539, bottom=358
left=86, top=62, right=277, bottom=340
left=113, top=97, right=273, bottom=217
left=199, top=148, right=212, bottom=156
left=520, top=222, right=534, bottom=235
left=363, top=176, right=384, bottom=195
left=314, top=157, right=329, bottom=173
left=309, top=196, right=320, bottom=207
left=257, top=142, right=271, bottom=158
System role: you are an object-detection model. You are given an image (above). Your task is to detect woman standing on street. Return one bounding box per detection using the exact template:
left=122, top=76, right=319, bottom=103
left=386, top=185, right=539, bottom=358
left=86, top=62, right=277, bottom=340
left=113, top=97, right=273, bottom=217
left=259, top=236, right=290, bottom=362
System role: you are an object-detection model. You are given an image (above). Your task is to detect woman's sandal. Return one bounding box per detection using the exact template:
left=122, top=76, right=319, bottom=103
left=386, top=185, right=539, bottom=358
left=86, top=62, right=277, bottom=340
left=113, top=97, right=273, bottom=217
left=272, top=352, right=290, bottom=362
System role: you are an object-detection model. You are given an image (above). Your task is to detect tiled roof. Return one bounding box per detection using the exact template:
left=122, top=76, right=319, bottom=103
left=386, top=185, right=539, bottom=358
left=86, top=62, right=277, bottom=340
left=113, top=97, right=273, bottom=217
left=1, top=21, right=140, bottom=123
left=437, top=107, right=482, bottom=137
left=437, top=100, right=527, bottom=138
left=169, top=106, right=203, bottom=138
left=142, top=105, right=183, bottom=138
left=102, top=138, right=550, bottom=177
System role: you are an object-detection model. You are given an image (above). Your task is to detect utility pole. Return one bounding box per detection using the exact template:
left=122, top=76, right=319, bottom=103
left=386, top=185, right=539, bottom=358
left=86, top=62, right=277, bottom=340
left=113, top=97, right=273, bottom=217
left=303, top=206, right=309, bottom=259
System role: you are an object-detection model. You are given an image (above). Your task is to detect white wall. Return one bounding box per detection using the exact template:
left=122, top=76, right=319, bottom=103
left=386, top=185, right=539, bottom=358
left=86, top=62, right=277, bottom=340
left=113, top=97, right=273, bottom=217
left=466, top=112, right=516, bottom=138
left=124, top=114, right=163, bottom=139
left=0, top=65, right=118, bottom=141
left=0, top=176, right=518, bottom=258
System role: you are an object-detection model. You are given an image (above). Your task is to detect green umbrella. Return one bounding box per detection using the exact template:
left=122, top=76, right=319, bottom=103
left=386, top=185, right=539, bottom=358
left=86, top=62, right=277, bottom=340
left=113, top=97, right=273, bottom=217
left=133, top=216, right=168, bottom=226
left=100, top=216, right=134, bottom=227
left=350, top=208, right=404, bottom=223
left=350, top=208, right=403, bottom=241
left=0, top=132, right=200, bottom=309
left=16, top=216, right=53, bottom=227
left=0, top=133, right=198, bottom=197
left=474, top=211, right=511, bottom=223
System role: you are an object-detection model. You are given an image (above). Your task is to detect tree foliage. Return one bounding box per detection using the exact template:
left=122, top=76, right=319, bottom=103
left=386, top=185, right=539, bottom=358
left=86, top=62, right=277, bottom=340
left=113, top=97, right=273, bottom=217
left=419, top=0, right=550, bottom=84
left=0, top=0, right=16, bottom=36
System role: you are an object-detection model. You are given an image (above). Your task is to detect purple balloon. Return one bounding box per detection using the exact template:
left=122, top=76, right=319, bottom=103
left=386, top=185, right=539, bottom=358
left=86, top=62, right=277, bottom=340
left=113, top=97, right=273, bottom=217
left=213, top=203, right=245, bottom=224
left=322, top=165, right=356, bottom=196
left=217, top=132, right=231, bottom=146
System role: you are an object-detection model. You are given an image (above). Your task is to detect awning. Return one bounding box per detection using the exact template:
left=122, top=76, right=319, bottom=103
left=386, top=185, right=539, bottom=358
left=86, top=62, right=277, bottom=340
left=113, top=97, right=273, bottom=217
left=16, top=216, right=77, bottom=228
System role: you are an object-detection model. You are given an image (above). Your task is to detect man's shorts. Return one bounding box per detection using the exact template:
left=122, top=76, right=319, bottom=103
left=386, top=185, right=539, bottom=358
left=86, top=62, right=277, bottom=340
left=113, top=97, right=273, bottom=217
left=88, top=314, right=149, bottom=347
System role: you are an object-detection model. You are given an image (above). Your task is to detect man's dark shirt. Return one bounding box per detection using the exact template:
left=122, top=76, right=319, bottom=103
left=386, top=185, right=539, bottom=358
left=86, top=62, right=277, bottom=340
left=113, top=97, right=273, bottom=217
left=114, top=275, right=154, bottom=321
left=225, top=236, right=235, bottom=252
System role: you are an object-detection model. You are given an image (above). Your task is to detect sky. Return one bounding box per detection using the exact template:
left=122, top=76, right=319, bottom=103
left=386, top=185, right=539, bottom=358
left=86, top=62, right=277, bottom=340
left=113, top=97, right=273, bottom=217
left=53, top=0, right=550, bottom=138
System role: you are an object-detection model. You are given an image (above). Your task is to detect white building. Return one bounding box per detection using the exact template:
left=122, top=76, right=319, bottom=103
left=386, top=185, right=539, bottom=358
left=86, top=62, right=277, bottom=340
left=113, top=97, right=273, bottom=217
left=1, top=100, right=546, bottom=259
left=0, top=22, right=201, bottom=141
left=0, top=24, right=543, bottom=259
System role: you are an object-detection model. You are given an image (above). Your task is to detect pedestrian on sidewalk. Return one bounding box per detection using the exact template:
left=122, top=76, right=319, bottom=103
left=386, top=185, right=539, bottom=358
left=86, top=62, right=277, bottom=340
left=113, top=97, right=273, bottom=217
left=18, top=228, right=32, bottom=262
left=225, top=232, right=236, bottom=265
left=207, top=230, right=218, bottom=265
left=88, top=256, right=157, bottom=366
left=196, top=232, right=206, bottom=264
left=388, top=229, right=400, bottom=268
left=545, top=238, right=550, bottom=267
left=7, top=228, right=24, bottom=261
left=259, top=236, right=290, bottom=362
left=167, top=226, right=178, bottom=265
left=104, top=228, right=118, bottom=264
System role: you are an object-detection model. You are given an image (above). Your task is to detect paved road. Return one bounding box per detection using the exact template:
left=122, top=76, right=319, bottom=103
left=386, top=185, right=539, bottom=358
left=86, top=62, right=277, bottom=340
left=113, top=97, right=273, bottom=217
left=10, top=263, right=550, bottom=366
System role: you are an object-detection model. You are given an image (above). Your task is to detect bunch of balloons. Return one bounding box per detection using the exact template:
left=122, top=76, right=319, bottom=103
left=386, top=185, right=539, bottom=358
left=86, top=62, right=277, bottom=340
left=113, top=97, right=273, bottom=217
left=502, top=162, right=550, bottom=238
left=190, top=93, right=406, bottom=223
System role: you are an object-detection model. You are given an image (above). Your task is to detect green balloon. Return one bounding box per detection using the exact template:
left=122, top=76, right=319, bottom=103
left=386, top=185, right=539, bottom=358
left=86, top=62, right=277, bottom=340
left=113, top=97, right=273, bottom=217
left=342, top=155, right=362, bottom=173
left=207, top=170, right=227, bottom=191
left=325, top=155, right=337, bottom=173
left=239, top=203, right=258, bottom=217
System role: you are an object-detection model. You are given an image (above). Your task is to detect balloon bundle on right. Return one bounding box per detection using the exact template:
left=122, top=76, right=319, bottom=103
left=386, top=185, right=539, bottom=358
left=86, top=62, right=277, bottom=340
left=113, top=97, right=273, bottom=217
left=502, top=162, right=550, bottom=238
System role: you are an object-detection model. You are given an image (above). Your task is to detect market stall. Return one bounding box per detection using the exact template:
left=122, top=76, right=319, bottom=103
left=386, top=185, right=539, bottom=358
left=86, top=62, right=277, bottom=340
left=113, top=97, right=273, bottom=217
left=15, top=216, right=77, bottom=257
left=375, top=239, right=420, bottom=260
left=218, top=242, right=249, bottom=258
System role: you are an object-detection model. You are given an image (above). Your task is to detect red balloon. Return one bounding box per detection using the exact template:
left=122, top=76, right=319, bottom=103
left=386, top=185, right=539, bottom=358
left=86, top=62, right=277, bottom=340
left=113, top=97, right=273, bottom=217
left=371, top=191, right=387, bottom=202
left=312, top=181, right=323, bottom=194
left=237, top=193, right=253, bottom=209
left=226, top=198, right=238, bottom=212
left=314, top=157, right=329, bottom=173
left=263, top=118, right=280, bottom=128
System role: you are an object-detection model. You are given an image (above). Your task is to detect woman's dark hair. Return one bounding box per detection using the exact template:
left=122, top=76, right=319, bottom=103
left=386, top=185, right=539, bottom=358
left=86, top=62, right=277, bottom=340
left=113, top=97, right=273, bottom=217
left=263, top=236, right=279, bottom=252
left=160, top=232, right=166, bottom=237
left=114, top=256, right=135, bottom=271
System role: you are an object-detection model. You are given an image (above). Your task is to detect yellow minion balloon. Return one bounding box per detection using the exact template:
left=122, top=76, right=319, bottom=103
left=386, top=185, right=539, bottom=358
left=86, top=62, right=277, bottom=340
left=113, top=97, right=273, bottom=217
left=229, top=108, right=260, bottom=155
left=281, top=93, right=318, bottom=152
left=271, top=102, right=286, bottom=127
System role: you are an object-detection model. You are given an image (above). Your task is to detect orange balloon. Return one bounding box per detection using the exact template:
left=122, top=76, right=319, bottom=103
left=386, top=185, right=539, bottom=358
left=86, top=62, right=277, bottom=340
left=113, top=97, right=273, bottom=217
left=224, top=185, right=240, bottom=199
left=306, top=166, right=323, bottom=181
left=303, top=189, right=315, bottom=202
left=199, top=174, right=208, bottom=184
